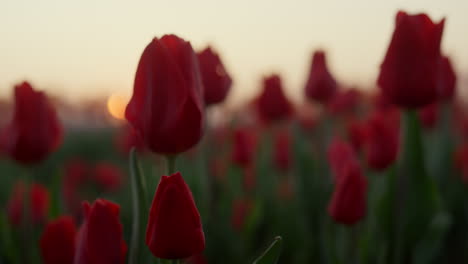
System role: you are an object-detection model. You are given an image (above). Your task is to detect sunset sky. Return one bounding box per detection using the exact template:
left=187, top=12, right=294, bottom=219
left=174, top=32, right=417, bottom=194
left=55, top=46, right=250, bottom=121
left=1, top=0, right=467, bottom=105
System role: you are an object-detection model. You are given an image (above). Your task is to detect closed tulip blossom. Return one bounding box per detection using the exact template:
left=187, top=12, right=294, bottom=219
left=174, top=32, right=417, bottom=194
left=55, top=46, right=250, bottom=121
left=328, top=159, right=368, bottom=225
left=438, top=56, right=457, bottom=101
left=255, top=74, right=293, bottom=123
left=74, top=199, right=127, bottom=264
left=273, top=129, right=292, bottom=171
left=231, top=127, right=257, bottom=168
left=1, top=82, right=62, bottom=165
left=125, top=35, right=204, bottom=155
left=146, top=172, right=205, bottom=259
left=327, top=137, right=357, bottom=181
left=364, top=112, right=400, bottom=171
left=40, top=216, right=76, bottom=264
left=93, top=162, right=124, bottom=192
left=304, top=51, right=338, bottom=103
left=7, top=181, right=50, bottom=226
left=378, top=11, right=445, bottom=108
left=197, top=46, right=232, bottom=106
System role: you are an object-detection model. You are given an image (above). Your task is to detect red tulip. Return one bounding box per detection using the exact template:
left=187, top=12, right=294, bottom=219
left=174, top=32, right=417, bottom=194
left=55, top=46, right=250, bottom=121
left=39, top=216, right=76, bottom=264
left=62, top=159, right=90, bottom=216
left=7, top=181, right=50, bottom=226
left=93, top=162, right=124, bottom=192
left=327, top=137, right=357, bottom=181
left=328, top=159, right=368, bottom=225
left=125, top=35, right=204, bottom=155
left=115, top=125, right=146, bottom=155
left=1, top=82, right=62, bottom=164
left=419, top=103, right=439, bottom=130
left=347, top=120, right=368, bottom=153
left=273, top=129, right=292, bottom=171
left=146, top=172, right=205, bottom=259
left=364, top=112, right=399, bottom=171
left=197, top=46, right=232, bottom=106
left=231, top=198, right=253, bottom=232
left=327, top=88, right=361, bottom=115
left=378, top=11, right=445, bottom=108
left=255, top=74, right=293, bottom=123
left=438, top=56, right=457, bottom=101
left=304, top=51, right=337, bottom=103
left=75, top=199, right=127, bottom=264
left=231, top=127, right=256, bottom=168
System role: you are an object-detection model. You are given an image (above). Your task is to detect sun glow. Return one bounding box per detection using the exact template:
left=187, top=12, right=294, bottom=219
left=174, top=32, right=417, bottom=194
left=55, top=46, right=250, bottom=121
left=107, top=94, right=128, bottom=120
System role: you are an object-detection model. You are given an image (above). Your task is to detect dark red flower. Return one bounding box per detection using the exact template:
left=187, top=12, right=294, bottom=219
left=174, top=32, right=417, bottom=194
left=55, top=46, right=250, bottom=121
left=1, top=82, right=62, bottom=164
left=125, top=35, right=204, bottom=155
left=364, top=112, right=399, bottom=171
left=273, top=129, right=292, bottom=171
left=255, top=74, right=293, bottom=123
left=146, top=172, right=205, bottom=259
left=328, top=159, right=368, bottom=225
left=327, top=137, right=357, bottom=181
left=347, top=120, right=368, bottom=153
left=197, top=46, right=232, bottom=106
left=231, top=198, right=253, bottom=232
left=93, top=162, right=124, bottom=192
left=7, top=181, right=50, bottom=226
left=419, top=103, right=439, bottom=130
left=231, top=127, right=256, bottom=168
left=304, top=51, right=337, bottom=103
left=438, top=55, right=457, bottom=101
left=75, top=199, right=127, bottom=264
left=115, top=125, right=146, bottom=155
left=378, top=11, right=445, bottom=108
left=62, top=159, right=90, bottom=216
left=327, top=88, right=361, bottom=115
left=40, top=216, right=76, bottom=264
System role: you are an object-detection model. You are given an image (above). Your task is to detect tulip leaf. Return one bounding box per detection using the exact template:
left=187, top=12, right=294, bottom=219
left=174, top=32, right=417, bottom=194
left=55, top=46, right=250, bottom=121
left=252, top=236, right=282, bottom=264
left=128, top=148, right=150, bottom=264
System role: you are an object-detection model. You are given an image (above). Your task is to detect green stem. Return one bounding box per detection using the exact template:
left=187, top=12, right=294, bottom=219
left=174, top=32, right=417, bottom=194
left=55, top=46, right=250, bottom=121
left=166, top=155, right=177, bottom=175
left=22, top=168, right=37, bottom=264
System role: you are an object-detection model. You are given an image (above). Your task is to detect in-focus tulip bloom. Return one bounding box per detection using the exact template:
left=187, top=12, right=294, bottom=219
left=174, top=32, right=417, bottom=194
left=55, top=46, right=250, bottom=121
left=273, top=130, right=292, bottom=171
left=1, top=82, right=62, bottom=164
left=40, top=216, right=76, bottom=264
left=93, top=162, right=124, bottom=192
left=75, top=199, right=127, bottom=264
left=378, top=11, right=445, bottom=109
left=146, top=172, right=205, bottom=259
left=7, top=181, right=50, bottom=226
left=304, top=51, right=337, bottom=103
left=197, top=46, right=232, bottom=106
left=438, top=56, right=457, bottom=101
left=328, top=159, right=368, bottom=225
left=327, top=137, right=357, bottom=181
left=419, top=103, right=439, bottom=130
left=125, top=35, right=204, bottom=155
left=364, top=112, right=399, bottom=171
left=231, top=198, right=253, bottom=232
left=231, top=127, right=256, bottom=168
left=255, top=74, right=293, bottom=123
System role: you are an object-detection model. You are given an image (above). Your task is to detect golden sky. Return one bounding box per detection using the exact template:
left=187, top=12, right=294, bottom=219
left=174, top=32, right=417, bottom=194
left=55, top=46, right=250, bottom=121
left=1, top=0, right=467, bottom=104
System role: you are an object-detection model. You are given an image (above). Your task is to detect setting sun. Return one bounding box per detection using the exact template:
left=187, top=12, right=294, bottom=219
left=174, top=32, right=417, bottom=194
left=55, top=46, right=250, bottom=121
left=107, top=93, right=128, bottom=120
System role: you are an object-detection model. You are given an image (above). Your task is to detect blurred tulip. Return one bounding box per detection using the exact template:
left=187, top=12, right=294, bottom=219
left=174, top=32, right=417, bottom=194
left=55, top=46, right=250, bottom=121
left=419, top=103, right=439, bottom=130
left=115, top=125, right=146, bottom=155
left=7, top=181, right=50, bottom=226
left=146, top=172, right=205, bottom=259
left=62, top=159, right=89, bottom=216
left=328, top=159, right=367, bottom=225
left=327, top=137, right=357, bottom=181
left=327, top=88, right=361, bottom=115
left=364, top=111, right=399, bottom=171
left=75, top=199, right=127, bottom=264
left=231, top=127, right=256, bottom=168
left=0, top=82, right=62, bottom=165
left=125, top=35, right=204, bottom=155
left=255, top=74, right=293, bottom=123
left=347, top=119, right=368, bottom=153
left=378, top=11, right=445, bottom=108
left=304, top=51, right=337, bottom=103
left=197, top=46, right=232, bottom=106
left=438, top=56, right=457, bottom=101
left=93, top=162, right=124, bottom=192
left=40, top=216, right=76, bottom=264
left=231, top=198, right=253, bottom=232
left=273, top=129, right=292, bottom=171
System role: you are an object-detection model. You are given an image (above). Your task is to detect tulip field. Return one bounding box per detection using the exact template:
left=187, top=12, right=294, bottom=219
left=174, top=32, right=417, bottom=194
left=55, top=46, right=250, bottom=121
left=2, top=10, right=468, bottom=264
